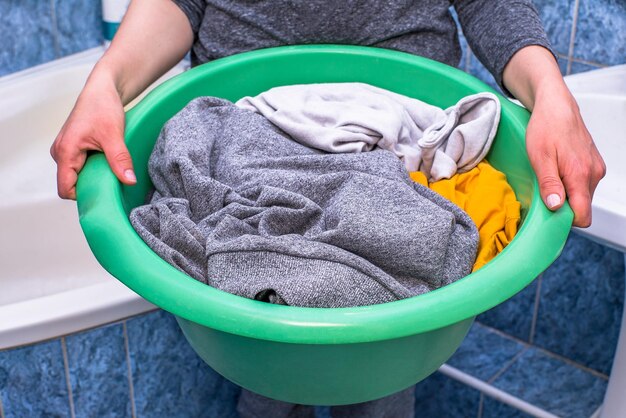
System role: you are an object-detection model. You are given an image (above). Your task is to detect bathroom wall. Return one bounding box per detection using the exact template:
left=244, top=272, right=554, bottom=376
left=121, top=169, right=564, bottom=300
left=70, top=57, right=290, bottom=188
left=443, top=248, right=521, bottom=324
left=0, top=0, right=102, bottom=77
left=0, top=0, right=625, bottom=417
left=462, top=0, right=626, bottom=85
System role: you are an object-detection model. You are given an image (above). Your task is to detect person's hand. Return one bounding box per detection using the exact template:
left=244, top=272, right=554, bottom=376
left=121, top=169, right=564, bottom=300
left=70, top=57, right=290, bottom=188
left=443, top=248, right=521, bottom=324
left=50, top=74, right=135, bottom=200
left=502, top=45, right=606, bottom=228
left=49, top=0, right=195, bottom=200
left=525, top=85, right=605, bottom=227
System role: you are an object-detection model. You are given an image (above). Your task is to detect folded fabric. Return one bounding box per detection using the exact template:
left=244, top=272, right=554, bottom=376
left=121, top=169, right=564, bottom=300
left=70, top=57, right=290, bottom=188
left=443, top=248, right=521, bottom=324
left=130, top=97, right=478, bottom=308
left=236, top=82, right=501, bottom=181
left=410, top=161, right=521, bottom=272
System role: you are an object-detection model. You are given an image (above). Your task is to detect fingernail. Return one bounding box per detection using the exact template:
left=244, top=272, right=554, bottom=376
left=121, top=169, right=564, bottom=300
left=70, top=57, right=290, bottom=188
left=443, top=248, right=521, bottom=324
left=124, top=169, right=136, bottom=182
left=546, top=193, right=561, bottom=209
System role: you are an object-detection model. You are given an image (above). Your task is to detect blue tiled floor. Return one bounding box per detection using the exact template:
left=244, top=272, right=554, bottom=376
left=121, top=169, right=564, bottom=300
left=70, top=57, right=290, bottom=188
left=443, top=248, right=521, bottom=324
left=491, top=347, right=607, bottom=417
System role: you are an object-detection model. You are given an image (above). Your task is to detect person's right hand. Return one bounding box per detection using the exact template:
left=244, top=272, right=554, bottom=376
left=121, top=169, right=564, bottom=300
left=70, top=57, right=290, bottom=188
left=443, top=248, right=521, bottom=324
left=50, top=75, right=136, bottom=200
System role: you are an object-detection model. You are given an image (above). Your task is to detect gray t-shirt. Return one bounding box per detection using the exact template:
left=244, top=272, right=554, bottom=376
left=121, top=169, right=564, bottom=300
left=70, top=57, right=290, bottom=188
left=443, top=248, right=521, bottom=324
left=172, top=0, right=553, bottom=91
left=130, top=97, right=478, bottom=307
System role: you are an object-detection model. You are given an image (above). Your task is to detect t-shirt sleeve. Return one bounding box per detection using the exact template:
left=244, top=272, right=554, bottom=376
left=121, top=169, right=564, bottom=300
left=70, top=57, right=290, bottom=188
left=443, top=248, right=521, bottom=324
left=171, top=0, right=205, bottom=36
left=451, top=0, right=557, bottom=96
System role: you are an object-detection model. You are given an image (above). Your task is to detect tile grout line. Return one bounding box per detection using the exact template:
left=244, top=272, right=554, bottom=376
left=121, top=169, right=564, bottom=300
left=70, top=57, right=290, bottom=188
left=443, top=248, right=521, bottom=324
left=60, top=338, right=76, bottom=418
left=566, top=0, right=581, bottom=75
left=487, top=346, right=529, bottom=385
left=123, top=321, right=137, bottom=418
left=474, top=322, right=532, bottom=347
left=568, top=56, right=608, bottom=68
left=532, top=345, right=609, bottom=380
left=554, top=52, right=606, bottom=69
left=477, top=392, right=484, bottom=418
left=49, top=0, right=61, bottom=59
left=477, top=322, right=610, bottom=380
left=529, top=274, right=543, bottom=344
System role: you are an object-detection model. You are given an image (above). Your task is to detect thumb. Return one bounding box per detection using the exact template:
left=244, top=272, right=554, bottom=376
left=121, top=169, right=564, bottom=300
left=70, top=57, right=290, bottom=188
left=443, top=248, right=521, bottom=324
left=533, top=155, right=565, bottom=211
left=100, top=137, right=136, bottom=185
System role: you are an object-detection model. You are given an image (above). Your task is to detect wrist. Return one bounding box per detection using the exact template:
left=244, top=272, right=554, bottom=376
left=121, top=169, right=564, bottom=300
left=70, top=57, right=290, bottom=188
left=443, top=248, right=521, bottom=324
left=92, top=56, right=131, bottom=104
left=503, top=45, right=563, bottom=111
left=77, top=62, right=124, bottom=110
left=533, top=76, right=578, bottom=119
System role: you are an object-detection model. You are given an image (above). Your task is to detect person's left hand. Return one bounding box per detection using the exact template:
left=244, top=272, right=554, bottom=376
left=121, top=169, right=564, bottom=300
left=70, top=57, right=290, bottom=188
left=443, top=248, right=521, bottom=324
left=525, top=84, right=606, bottom=227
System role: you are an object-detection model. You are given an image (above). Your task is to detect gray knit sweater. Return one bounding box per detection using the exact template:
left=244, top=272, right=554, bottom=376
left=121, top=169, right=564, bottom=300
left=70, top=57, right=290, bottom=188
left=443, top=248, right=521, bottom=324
left=130, top=98, right=478, bottom=308
left=172, top=0, right=553, bottom=91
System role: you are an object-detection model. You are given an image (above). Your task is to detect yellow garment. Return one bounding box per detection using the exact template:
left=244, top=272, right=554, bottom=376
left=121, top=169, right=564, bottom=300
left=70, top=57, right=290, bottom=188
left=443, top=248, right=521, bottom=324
left=409, top=161, right=521, bottom=272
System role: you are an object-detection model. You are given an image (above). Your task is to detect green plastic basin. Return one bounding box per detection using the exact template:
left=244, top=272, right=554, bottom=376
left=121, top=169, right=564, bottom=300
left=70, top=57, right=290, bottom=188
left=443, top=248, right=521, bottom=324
left=76, top=45, right=573, bottom=405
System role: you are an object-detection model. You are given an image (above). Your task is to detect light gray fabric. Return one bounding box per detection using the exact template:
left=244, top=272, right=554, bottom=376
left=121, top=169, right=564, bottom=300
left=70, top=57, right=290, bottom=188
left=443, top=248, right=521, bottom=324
left=236, top=83, right=500, bottom=181
left=130, top=97, right=478, bottom=308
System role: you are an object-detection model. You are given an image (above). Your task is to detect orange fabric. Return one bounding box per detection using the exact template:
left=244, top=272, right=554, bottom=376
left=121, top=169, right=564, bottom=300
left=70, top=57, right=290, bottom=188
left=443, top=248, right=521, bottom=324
left=409, top=161, right=521, bottom=271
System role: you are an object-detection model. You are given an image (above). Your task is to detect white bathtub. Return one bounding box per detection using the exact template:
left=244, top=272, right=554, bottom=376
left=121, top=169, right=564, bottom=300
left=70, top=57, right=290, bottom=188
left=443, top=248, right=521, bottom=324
left=0, top=48, right=185, bottom=349
left=564, top=65, right=626, bottom=418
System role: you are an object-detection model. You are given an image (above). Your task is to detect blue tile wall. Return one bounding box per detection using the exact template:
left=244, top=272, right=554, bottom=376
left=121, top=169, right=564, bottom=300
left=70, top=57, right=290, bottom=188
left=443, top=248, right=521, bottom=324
left=0, top=0, right=58, bottom=77
left=534, top=232, right=625, bottom=375
left=557, top=56, right=568, bottom=75
left=65, top=323, right=131, bottom=418
left=478, top=281, right=538, bottom=343
left=468, top=54, right=500, bottom=92
left=0, top=0, right=103, bottom=77
left=0, top=340, right=71, bottom=417
left=532, top=0, right=575, bottom=56
left=574, top=0, right=626, bottom=66
left=446, top=323, right=525, bottom=382
left=569, top=60, right=603, bottom=75
left=457, top=32, right=470, bottom=72
left=126, top=310, right=241, bottom=418
left=449, top=6, right=469, bottom=72
left=54, top=0, right=103, bottom=57
left=491, top=347, right=607, bottom=417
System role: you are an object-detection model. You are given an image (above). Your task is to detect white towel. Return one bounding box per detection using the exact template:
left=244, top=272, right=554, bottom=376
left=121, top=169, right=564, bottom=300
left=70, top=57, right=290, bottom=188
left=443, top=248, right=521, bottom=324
left=236, top=83, right=501, bottom=181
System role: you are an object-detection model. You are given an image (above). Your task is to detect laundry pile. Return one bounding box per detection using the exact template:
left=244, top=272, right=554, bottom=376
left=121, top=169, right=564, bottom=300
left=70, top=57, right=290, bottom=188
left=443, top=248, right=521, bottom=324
left=130, top=83, right=520, bottom=308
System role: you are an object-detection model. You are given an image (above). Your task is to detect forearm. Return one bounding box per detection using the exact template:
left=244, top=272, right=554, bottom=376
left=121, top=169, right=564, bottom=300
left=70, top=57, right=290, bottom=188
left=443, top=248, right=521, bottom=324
left=87, top=0, right=193, bottom=105
left=504, top=45, right=606, bottom=227
left=502, top=45, right=571, bottom=112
